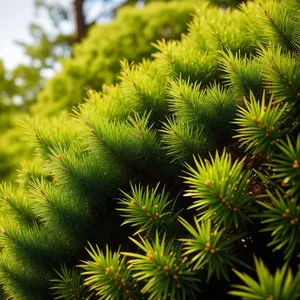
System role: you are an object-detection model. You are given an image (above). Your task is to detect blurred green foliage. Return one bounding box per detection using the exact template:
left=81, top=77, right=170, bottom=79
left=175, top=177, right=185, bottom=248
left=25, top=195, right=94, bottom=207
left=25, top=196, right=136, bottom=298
left=0, top=61, right=17, bottom=107
left=0, top=61, right=29, bottom=182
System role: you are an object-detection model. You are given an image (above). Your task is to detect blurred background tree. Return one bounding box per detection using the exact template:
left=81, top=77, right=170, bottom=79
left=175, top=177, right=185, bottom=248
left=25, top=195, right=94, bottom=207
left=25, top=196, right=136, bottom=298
left=0, top=61, right=24, bottom=181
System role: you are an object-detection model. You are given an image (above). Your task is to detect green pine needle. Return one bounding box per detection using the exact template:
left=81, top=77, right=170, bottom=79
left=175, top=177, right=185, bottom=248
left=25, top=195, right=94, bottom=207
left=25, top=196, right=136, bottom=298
left=184, top=149, right=255, bottom=230
left=220, top=50, right=263, bottom=98
left=271, top=134, right=300, bottom=197
left=122, top=233, right=200, bottom=300
left=50, top=265, right=91, bottom=300
left=234, top=92, right=288, bottom=154
left=179, top=217, right=251, bottom=281
left=257, top=1, right=300, bottom=52
left=118, top=182, right=178, bottom=235
left=256, top=189, right=300, bottom=261
left=258, top=46, right=300, bottom=112
left=160, top=116, right=211, bottom=164
left=80, top=243, right=139, bottom=300
left=229, top=256, right=300, bottom=300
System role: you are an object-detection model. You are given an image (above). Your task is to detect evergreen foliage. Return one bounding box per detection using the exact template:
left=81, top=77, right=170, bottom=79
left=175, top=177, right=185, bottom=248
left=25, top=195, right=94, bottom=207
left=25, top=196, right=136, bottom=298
left=0, top=0, right=299, bottom=299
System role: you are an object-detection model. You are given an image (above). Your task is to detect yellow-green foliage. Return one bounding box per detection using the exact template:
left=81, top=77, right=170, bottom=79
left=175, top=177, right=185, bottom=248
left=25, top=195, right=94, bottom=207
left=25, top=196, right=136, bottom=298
left=0, top=60, right=31, bottom=181
left=34, top=0, right=199, bottom=116
left=0, top=114, right=30, bottom=181
left=1, top=0, right=299, bottom=299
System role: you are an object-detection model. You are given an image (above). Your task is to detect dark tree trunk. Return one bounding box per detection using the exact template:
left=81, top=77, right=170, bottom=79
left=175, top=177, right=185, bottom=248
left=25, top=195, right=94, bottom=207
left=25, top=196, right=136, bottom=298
left=73, top=0, right=86, bottom=42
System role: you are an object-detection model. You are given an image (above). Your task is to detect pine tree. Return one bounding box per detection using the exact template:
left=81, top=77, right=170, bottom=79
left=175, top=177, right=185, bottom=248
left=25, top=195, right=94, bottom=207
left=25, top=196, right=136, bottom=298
left=0, top=0, right=299, bottom=299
